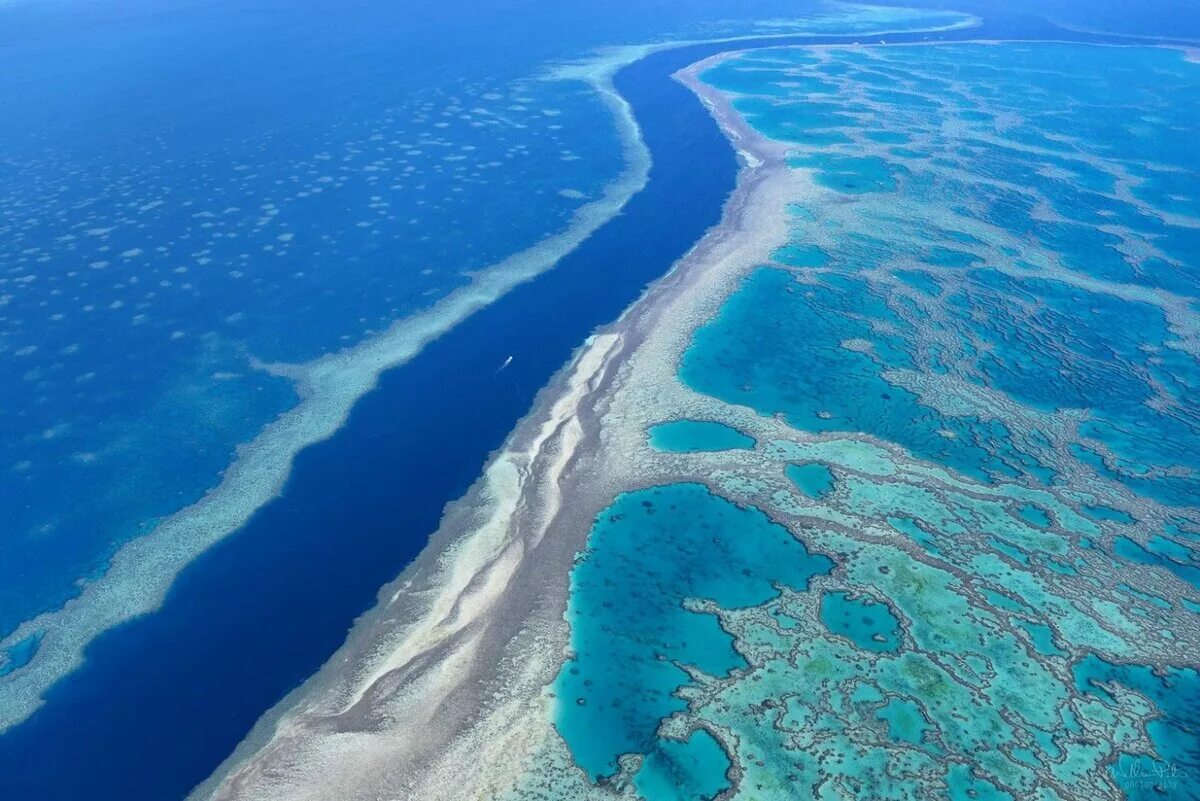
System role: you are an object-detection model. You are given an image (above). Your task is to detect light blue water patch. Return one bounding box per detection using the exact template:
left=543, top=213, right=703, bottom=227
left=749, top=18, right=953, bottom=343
left=733, top=97, right=860, bottom=139
left=647, top=420, right=755, bottom=453
left=632, top=729, right=731, bottom=801
left=0, top=632, right=42, bottom=678
left=980, top=588, right=1028, bottom=615
left=1167, top=521, right=1200, bottom=543
left=1073, top=441, right=1199, bottom=509
left=988, top=537, right=1030, bottom=566
left=787, top=152, right=902, bottom=194
left=1017, top=504, right=1052, bottom=529
left=1083, top=504, right=1137, bottom=525
left=786, top=462, right=835, bottom=499
left=771, top=243, right=829, bottom=267
left=554, top=483, right=832, bottom=783
left=888, top=515, right=942, bottom=556
left=1012, top=618, right=1064, bottom=657
left=1149, top=534, right=1197, bottom=563
left=1042, top=557, right=1076, bottom=576
left=1117, top=583, right=1172, bottom=611
left=877, top=697, right=929, bottom=746
left=862, top=87, right=941, bottom=112
left=894, top=270, right=941, bottom=296
left=819, top=590, right=902, bottom=652
left=865, top=130, right=910, bottom=145
left=946, top=762, right=1014, bottom=801
left=699, top=53, right=823, bottom=97
left=926, top=246, right=981, bottom=269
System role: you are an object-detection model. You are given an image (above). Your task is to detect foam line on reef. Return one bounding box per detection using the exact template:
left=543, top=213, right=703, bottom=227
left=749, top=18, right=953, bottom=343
left=0, top=49, right=651, bottom=734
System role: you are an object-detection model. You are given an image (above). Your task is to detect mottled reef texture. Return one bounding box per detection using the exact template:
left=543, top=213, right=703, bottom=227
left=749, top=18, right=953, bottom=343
left=203, top=39, right=1199, bottom=801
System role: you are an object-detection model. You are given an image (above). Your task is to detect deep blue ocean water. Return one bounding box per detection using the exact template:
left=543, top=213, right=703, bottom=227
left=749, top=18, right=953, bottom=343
left=0, top=0, right=979, bottom=685
left=2, top=0, right=1198, bottom=798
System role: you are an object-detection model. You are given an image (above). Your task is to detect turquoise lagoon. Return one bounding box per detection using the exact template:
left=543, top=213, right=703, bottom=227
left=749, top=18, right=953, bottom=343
left=647, top=419, right=755, bottom=452
left=787, top=461, right=836, bottom=498
left=545, top=43, right=1200, bottom=801
left=553, top=484, right=832, bottom=794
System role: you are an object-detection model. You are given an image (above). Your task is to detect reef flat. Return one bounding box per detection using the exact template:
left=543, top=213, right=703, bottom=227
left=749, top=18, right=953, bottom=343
left=201, top=30, right=1197, bottom=801
left=527, top=41, right=1200, bottom=801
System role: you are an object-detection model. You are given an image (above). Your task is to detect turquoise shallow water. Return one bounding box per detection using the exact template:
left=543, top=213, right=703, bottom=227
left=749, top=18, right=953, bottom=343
left=682, top=266, right=1051, bottom=484
left=542, top=40, right=1200, bottom=801
left=820, top=590, right=903, bottom=652
left=686, top=43, right=1200, bottom=506
left=786, top=461, right=836, bottom=498
left=553, top=483, right=832, bottom=791
left=1075, top=655, right=1200, bottom=800
left=727, top=49, right=1192, bottom=480
left=632, top=728, right=731, bottom=801
left=647, top=419, right=755, bottom=452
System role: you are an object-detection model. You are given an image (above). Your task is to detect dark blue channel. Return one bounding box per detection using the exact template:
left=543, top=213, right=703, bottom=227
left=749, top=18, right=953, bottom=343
left=0, top=15, right=1176, bottom=801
